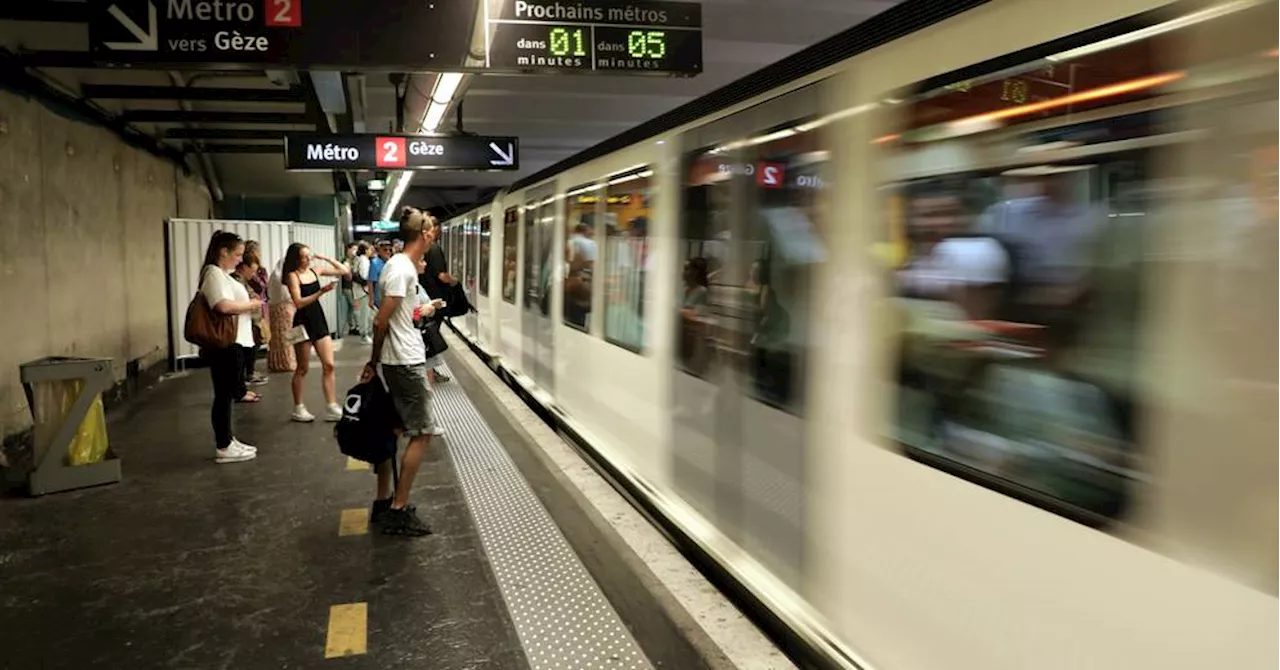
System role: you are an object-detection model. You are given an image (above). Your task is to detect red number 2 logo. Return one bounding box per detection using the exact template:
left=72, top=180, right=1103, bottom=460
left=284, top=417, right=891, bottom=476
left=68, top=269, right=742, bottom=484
left=376, top=137, right=407, bottom=168
left=265, top=0, right=301, bottom=27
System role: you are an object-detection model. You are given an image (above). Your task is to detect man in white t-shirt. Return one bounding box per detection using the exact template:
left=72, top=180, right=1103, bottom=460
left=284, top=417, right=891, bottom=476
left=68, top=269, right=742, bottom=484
left=361, top=207, right=444, bottom=537
left=899, top=192, right=1011, bottom=321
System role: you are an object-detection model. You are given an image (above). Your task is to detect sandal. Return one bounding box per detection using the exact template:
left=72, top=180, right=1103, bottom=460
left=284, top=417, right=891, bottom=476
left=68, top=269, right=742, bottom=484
left=237, top=392, right=262, bottom=403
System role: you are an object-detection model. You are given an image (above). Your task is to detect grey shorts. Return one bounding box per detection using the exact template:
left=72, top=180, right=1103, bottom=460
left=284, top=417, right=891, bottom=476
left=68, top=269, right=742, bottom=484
left=382, top=363, right=439, bottom=437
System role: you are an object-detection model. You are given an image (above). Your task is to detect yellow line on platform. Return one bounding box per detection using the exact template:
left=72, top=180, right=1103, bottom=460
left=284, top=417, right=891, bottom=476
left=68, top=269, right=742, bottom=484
left=346, top=457, right=369, bottom=471
left=338, top=509, right=368, bottom=536
left=324, top=602, right=368, bottom=658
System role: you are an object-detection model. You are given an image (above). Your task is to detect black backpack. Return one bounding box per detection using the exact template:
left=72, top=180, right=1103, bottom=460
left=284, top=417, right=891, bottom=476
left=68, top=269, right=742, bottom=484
left=333, top=375, right=401, bottom=466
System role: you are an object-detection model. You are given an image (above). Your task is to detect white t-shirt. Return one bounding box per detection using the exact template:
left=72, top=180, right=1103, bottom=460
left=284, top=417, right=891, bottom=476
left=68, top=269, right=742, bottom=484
left=378, top=253, right=425, bottom=366
left=200, top=265, right=255, bottom=348
left=898, top=237, right=1010, bottom=297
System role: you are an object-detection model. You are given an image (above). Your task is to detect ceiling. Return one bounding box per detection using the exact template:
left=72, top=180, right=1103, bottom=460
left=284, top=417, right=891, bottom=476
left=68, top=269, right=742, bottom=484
left=0, top=0, right=896, bottom=216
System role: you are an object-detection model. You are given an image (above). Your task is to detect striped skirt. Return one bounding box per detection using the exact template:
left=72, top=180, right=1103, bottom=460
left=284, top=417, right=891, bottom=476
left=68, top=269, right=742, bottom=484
left=267, top=301, right=297, bottom=372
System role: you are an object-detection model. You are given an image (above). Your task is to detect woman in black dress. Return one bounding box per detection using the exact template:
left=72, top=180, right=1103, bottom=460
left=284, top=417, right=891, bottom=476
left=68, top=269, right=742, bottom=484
left=282, top=243, right=351, bottom=423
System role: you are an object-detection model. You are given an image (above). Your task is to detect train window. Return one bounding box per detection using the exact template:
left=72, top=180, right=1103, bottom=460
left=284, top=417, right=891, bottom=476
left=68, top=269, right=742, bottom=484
left=602, top=168, right=652, bottom=353
left=464, top=217, right=478, bottom=302
left=536, top=195, right=557, bottom=319
left=502, top=207, right=519, bottom=304
left=478, top=215, right=491, bottom=297
left=678, top=124, right=827, bottom=411
left=880, top=13, right=1187, bottom=532
left=563, top=182, right=601, bottom=332
left=523, top=201, right=539, bottom=311
left=741, top=128, right=826, bottom=412
left=678, top=150, right=730, bottom=379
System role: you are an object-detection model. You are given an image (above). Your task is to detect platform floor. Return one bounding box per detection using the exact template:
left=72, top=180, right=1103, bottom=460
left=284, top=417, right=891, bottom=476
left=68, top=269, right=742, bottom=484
left=0, top=341, right=708, bottom=669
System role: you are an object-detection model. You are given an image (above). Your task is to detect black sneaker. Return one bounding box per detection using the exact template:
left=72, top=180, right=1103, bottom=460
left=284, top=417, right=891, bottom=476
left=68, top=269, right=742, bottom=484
left=371, top=499, right=416, bottom=525
left=381, top=507, right=432, bottom=537
left=370, top=498, right=392, bottom=524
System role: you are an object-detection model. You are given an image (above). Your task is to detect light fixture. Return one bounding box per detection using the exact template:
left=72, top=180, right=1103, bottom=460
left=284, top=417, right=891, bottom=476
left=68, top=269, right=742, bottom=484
left=381, top=72, right=467, bottom=220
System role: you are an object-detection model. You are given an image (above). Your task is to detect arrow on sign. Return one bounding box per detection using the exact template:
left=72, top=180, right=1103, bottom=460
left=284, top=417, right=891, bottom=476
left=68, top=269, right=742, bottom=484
left=104, top=2, right=158, bottom=51
left=489, top=142, right=515, bottom=167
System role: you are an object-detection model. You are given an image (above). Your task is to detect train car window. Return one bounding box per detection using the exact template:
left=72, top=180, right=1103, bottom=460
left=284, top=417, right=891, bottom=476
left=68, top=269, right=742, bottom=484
left=479, top=215, right=491, bottom=297
left=464, top=217, right=479, bottom=302
left=677, top=149, right=731, bottom=380
left=523, top=200, right=539, bottom=311
left=563, top=182, right=601, bottom=332
left=502, top=207, right=519, bottom=304
left=448, top=222, right=462, bottom=291
left=741, top=126, right=827, bottom=412
left=536, top=195, right=557, bottom=319
left=880, top=3, right=1228, bottom=535
left=602, top=168, right=653, bottom=353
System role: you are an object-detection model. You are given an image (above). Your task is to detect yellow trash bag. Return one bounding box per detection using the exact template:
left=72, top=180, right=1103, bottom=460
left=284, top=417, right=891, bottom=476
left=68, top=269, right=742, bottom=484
left=57, top=380, right=110, bottom=466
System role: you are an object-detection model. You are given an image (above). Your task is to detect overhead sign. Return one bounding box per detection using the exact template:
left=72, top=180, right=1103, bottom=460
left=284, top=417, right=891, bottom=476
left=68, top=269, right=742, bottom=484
left=486, top=0, right=702, bottom=76
left=284, top=135, right=521, bottom=172
left=88, top=0, right=471, bottom=69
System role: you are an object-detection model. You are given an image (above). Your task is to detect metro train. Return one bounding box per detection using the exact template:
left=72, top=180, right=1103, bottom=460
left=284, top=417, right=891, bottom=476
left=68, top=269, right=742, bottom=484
left=426, top=0, right=1278, bottom=667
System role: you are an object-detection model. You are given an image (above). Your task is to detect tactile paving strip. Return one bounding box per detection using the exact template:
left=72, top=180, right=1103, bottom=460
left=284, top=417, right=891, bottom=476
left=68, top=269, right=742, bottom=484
left=430, top=363, right=654, bottom=670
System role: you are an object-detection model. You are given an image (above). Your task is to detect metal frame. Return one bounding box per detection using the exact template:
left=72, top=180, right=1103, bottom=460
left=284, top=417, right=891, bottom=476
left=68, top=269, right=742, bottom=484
left=20, top=357, right=121, bottom=496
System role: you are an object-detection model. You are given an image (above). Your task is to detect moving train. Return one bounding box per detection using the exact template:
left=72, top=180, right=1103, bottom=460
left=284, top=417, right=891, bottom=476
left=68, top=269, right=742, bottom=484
left=428, top=0, right=1277, bottom=667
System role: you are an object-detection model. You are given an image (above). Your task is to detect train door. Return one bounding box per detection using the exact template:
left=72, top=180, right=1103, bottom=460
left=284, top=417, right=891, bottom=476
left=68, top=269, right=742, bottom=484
left=673, top=84, right=829, bottom=589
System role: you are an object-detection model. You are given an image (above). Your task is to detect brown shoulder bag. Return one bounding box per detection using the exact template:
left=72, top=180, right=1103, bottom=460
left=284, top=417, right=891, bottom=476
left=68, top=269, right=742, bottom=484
left=185, top=267, right=237, bottom=350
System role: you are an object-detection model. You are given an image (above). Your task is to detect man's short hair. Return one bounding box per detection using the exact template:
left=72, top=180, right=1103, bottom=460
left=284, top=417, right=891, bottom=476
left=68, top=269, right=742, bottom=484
left=397, top=206, right=427, bottom=243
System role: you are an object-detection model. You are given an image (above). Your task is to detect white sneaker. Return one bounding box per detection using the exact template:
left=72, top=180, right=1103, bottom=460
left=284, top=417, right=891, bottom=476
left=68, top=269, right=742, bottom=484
left=232, top=438, right=257, bottom=454
left=361, top=336, right=373, bottom=345
left=215, top=442, right=256, bottom=464
left=291, top=405, right=316, bottom=423
left=325, top=404, right=343, bottom=422
left=429, top=424, right=446, bottom=437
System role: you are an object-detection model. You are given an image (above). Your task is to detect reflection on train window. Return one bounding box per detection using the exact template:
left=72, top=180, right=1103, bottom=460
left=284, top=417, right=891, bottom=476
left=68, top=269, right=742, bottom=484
left=602, top=169, right=652, bottom=352
left=503, top=206, right=519, bottom=304
left=523, top=201, right=539, bottom=311
left=678, top=126, right=826, bottom=413
left=678, top=150, right=730, bottom=380
left=563, top=182, right=601, bottom=331
left=742, top=127, right=825, bottom=412
left=874, top=8, right=1280, bottom=528
left=478, top=215, right=491, bottom=297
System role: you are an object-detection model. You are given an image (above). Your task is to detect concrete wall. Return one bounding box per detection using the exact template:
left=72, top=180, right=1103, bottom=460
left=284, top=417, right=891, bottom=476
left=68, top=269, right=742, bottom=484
left=0, top=88, right=212, bottom=442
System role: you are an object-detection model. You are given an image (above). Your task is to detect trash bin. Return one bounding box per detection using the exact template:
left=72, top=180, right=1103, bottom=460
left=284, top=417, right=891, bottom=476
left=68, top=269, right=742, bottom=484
left=19, top=356, right=121, bottom=496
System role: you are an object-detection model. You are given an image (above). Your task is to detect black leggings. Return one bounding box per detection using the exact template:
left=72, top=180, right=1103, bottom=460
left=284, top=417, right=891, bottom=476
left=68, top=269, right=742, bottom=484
left=207, top=345, right=245, bottom=450
left=242, top=344, right=258, bottom=381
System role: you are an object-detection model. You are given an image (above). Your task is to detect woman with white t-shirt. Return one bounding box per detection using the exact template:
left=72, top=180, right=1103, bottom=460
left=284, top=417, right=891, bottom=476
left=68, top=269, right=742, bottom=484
left=198, top=231, right=263, bottom=464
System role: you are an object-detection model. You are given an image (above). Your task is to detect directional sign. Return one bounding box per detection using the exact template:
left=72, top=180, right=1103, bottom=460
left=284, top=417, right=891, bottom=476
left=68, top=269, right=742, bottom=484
left=88, top=0, right=472, bottom=69
left=284, top=135, right=521, bottom=172
left=486, top=0, right=702, bottom=76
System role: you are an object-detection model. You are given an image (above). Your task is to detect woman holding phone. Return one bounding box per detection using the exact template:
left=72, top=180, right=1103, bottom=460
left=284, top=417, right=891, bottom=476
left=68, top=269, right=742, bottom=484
left=282, top=243, right=351, bottom=423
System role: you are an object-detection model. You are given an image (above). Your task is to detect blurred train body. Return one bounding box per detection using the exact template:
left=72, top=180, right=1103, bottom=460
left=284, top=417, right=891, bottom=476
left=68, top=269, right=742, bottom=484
left=434, top=0, right=1278, bottom=667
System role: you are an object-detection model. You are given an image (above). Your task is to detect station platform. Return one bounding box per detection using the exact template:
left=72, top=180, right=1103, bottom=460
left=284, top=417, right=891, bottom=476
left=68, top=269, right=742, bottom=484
left=0, top=337, right=777, bottom=669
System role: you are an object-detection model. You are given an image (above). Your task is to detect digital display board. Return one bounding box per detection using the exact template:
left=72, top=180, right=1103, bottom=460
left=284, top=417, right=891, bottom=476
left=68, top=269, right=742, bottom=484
left=284, top=134, right=519, bottom=172
left=487, top=0, right=702, bottom=76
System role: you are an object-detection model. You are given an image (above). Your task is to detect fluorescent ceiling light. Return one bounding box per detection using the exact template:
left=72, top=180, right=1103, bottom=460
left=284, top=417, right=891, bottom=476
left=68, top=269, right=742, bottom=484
left=384, top=73, right=467, bottom=219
